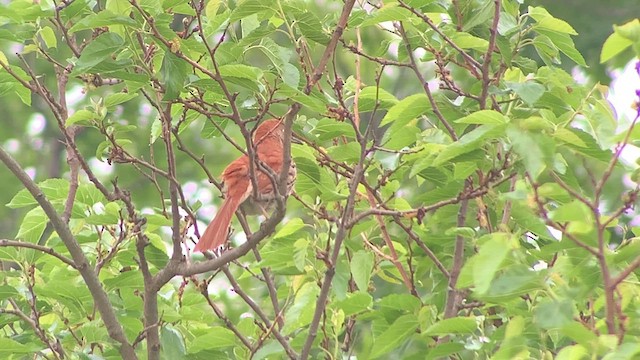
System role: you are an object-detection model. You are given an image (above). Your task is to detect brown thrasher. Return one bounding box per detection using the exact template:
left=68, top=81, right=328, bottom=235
left=194, top=119, right=296, bottom=252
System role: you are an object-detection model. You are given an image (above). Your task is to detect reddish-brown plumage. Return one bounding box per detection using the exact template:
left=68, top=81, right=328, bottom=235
left=194, top=119, right=296, bottom=252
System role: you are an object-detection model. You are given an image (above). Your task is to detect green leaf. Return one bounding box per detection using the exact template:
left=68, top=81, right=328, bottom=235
left=39, top=25, right=57, bottom=49
left=506, top=81, right=545, bottom=106
left=334, top=292, right=372, bottom=316
left=0, top=285, right=18, bottom=301
left=600, top=32, right=633, bottom=63
left=160, top=51, right=187, bottom=100
left=471, top=233, right=513, bottom=294
left=553, top=128, right=587, bottom=147
left=273, top=218, right=305, bottom=239
left=529, top=6, right=578, bottom=35
left=69, top=10, right=137, bottom=33
left=73, top=33, right=125, bottom=74
left=613, top=18, right=640, bottom=41
left=104, top=92, right=139, bottom=109
left=536, top=28, right=586, bottom=66
left=424, top=316, right=477, bottom=336
left=533, top=299, right=574, bottom=329
left=549, top=200, right=592, bottom=223
left=351, top=250, right=374, bottom=291
left=230, top=0, right=275, bottom=21
left=205, top=0, right=221, bottom=19
left=161, top=326, right=186, bottom=359
left=327, top=142, right=361, bottom=163
left=200, top=117, right=228, bottom=140
left=601, top=342, right=640, bottom=360
left=294, top=11, right=330, bottom=44
left=559, top=322, right=598, bottom=348
left=425, top=343, right=466, bottom=360
left=283, top=282, right=318, bottom=332
left=454, top=110, right=508, bottom=125
left=462, top=0, right=494, bottom=31
left=189, top=327, right=237, bottom=352
left=16, top=207, right=47, bottom=243
left=0, top=338, right=40, bottom=354
left=313, top=118, right=356, bottom=141
left=78, top=321, right=109, bottom=343
left=451, top=32, right=489, bottom=51
left=555, top=345, right=588, bottom=360
left=85, top=202, right=121, bottom=225
left=433, top=124, right=506, bottom=166
left=380, top=94, right=431, bottom=126
left=378, top=293, right=422, bottom=313
left=218, top=64, right=263, bottom=81
left=361, top=4, right=412, bottom=27
left=103, top=271, right=143, bottom=290
left=358, top=86, right=398, bottom=112
left=66, top=109, right=99, bottom=126
left=506, top=125, right=554, bottom=179
left=370, top=314, right=419, bottom=358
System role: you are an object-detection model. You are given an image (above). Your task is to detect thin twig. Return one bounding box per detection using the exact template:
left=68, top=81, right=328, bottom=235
left=0, top=239, right=76, bottom=268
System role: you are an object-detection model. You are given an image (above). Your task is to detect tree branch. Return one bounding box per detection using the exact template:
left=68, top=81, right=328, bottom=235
left=0, top=146, right=137, bottom=360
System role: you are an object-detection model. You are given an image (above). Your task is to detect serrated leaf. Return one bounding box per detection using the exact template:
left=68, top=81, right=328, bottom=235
left=294, top=11, right=329, bottom=44
left=160, top=51, right=187, bottom=100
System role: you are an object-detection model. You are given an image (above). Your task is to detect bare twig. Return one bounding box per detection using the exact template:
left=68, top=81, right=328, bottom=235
left=0, top=239, right=76, bottom=269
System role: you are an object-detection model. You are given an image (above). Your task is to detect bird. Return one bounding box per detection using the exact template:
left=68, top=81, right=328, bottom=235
left=194, top=119, right=296, bottom=252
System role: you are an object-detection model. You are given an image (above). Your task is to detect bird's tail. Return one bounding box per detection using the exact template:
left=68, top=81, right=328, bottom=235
left=194, top=196, right=241, bottom=252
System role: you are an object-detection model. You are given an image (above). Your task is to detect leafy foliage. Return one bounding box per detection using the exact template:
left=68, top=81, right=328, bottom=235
left=0, top=0, right=639, bottom=359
